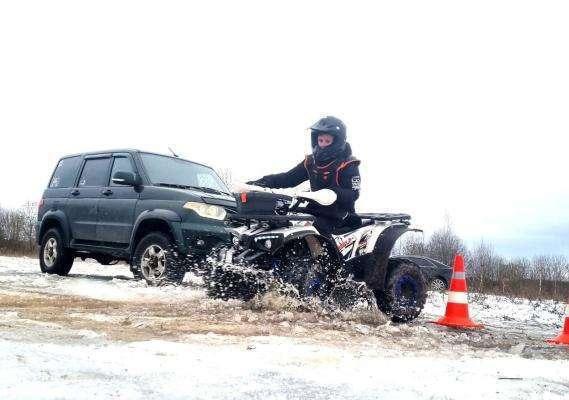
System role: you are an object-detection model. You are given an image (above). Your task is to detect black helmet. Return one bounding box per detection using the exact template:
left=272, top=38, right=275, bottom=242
left=310, top=116, right=347, bottom=163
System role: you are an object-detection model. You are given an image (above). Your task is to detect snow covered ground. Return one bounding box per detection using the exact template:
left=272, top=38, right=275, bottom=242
left=0, top=255, right=567, bottom=400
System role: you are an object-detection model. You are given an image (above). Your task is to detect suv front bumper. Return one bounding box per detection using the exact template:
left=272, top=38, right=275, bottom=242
left=177, top=221, right=231, bottom=259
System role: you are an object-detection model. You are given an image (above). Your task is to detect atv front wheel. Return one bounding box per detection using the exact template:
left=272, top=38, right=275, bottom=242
left=375, top=263, right=427, bottom=322
left=328, top=279, right=375, bottom=310
left=205, top=263, right=274, bottom=301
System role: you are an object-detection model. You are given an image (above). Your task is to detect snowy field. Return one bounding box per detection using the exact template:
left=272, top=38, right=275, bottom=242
left=0, top=255, right=567, bottom=400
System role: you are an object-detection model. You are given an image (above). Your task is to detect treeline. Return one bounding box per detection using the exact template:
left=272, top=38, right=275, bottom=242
left=1, top=202, right=568, bottom=301
left=396, top=223, right=569, bottom=301
left=0, top=202, right=37, bottom=256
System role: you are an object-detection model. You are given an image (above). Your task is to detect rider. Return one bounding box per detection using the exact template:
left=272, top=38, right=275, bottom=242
left=247, top=116, right=361, bottom=235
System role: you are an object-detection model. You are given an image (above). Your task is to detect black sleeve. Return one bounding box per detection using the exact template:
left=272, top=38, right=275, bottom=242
left=334, top=163, right=361, bottom=207
left=260, top=161, right=309, bottom=189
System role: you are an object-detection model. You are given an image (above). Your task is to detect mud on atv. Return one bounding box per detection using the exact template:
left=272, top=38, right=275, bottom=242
left=205, top=188, right=427, bottom=323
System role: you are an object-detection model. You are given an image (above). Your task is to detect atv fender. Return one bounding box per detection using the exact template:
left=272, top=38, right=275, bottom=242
left=360, top=224, right=411, bottom=291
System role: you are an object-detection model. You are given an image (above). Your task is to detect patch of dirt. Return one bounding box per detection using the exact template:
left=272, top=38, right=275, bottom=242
left=0, top=290, right=384, bottom=344
left=0, top=288, right=567, bottom=360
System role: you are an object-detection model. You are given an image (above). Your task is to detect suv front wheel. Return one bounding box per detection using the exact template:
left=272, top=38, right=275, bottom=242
left=39, top=228, right=74, bottom=275
left=132, top=232, right=186, bottom=286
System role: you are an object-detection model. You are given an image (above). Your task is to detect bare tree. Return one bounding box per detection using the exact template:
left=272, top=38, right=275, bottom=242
left=468, top=240, right=498, bottom=290
left=426, top=220, right=467, bottom=266
left=22, top=201, right=38, bottom=253
left=393, top=232, right=428, bottom=257
left=531, top=255, right=551, bottom=298
left=0, top=202, right=38, bottom=256
left=499, top=257, right=529, bottom=296
left=529, top=254, right=568, bottom=299
left=216, top=168, right=233, bottom=190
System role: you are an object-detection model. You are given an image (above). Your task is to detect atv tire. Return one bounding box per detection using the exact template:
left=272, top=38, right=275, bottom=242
left=375, top=262, right=427, bottom=322
left=206, top=263, right=273, bottom=301
left=328, top=279, right=375, bottom=310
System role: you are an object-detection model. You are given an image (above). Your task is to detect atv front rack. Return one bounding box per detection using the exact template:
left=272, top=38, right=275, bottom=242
left=228, top=213, right=315, bottom=222
left=357, top=213, right=411, bottom=223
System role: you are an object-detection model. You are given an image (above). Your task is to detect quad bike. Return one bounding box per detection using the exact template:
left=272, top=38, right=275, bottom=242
left=205, top=186, right=427, bottom=322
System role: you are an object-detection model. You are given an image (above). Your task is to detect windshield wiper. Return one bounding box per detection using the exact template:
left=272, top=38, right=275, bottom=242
left=154, top=182, right=232, bottom=196
left=186, top=185, right=233, bottom=196
left=155, top=182, right=190, bottom=190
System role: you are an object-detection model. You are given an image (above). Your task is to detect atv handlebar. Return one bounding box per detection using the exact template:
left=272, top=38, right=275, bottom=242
left=295, top=189, right=337, bottom=206
left=284, top=189, right=337, bottom=213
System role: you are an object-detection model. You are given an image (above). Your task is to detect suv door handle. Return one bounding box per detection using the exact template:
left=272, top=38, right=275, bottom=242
left=71, top=189, right=80, bottom=196
left=101, top=189, right=113, bottom=196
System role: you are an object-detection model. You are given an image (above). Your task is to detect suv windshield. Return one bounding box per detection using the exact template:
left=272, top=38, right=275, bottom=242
left=140, top=153, right=230, bottom=195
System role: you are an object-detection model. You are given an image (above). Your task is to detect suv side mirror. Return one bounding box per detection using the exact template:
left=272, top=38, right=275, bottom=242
left=112, top=171, right=140, bottom=186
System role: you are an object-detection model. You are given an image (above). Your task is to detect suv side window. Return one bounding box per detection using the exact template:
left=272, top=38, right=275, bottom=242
left=78, top=158, right=111, bottom=187
left=110, top=156, right=135, bottom=186
left=49, top=156, right=81, bottom=188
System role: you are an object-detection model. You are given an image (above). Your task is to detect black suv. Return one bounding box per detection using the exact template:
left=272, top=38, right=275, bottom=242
left=37, top=150, right=236, bottom=285
left=390, top=255, right=453, bottom=291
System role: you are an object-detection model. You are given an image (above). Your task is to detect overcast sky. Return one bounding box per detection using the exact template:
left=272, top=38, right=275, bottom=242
left=1, top=1, right=568, bottom=257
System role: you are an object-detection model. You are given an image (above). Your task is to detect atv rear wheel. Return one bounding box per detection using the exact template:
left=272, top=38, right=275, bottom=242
left=375, top=262, right=427, bottom=322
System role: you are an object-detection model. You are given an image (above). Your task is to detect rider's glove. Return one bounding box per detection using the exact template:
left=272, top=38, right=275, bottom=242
left=274, top=201, right=290, bottom=215
left=246, top=179, right=268, bottom=188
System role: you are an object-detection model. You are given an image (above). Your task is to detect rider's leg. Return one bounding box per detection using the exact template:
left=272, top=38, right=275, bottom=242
left=313, top=217, right=336, bottom=236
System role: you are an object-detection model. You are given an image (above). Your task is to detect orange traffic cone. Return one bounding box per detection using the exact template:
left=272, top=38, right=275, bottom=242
left=546, top=303, right=569, bottom=345
left=433, top=254, right=483, bottom=329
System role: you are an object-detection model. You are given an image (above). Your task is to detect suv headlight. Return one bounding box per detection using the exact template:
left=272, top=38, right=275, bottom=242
left=183, top=202, right=227, bottom=220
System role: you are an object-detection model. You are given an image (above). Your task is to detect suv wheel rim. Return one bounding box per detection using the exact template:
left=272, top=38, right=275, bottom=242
left=43, top=238, right=58, bottom=267
left=430, top=278, right=446, bottom=291
left=141, top=245, right=166, bottom=281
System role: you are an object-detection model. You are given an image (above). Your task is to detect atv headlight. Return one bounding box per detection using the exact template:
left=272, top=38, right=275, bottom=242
left=232, top=235, right=240, bottom=246
left=183, top=202, right=227, bottom=220
left=254, top=234, right=281, bottom=251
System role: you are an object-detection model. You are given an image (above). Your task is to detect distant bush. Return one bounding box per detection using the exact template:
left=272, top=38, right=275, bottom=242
left=0, top=202, right=37, bottom=256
